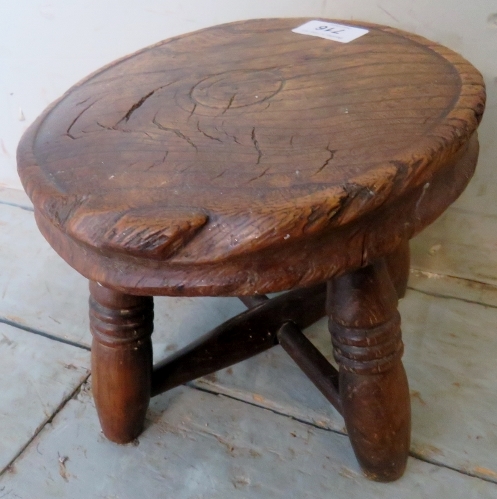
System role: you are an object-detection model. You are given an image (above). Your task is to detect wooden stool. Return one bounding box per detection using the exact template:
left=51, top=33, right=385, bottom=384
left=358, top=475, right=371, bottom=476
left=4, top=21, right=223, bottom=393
left=17, top=19, right=485, bottom=481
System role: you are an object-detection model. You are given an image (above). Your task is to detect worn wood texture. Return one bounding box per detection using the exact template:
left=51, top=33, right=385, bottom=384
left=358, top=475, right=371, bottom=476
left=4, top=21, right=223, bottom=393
left=3, top=385, right=497, bottom=499
left=89, top=282, right=153, bottom=443
left=4, top=192, right=497, bottom=346
left=17, top=18, right=485, bottom=295
left=0, top=322, right=89, bottom=472
left=328, top=259, right=411, bottom=481
left=386, top=240, right=410, bottom=298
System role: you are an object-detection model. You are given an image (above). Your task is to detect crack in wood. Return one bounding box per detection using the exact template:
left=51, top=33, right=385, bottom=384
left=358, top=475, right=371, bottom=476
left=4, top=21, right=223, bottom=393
left=247, top=167, right=270, bottom=183
left=76, top=97, right=91, bottom=106
left=117, top=89, right=157, bottom=124
left=196, top=121, right=222, bottom=143
left=146, top=152, right=169, bottom=171
left=115, top=82, right=177, bottom=126
left=222, top=94, right=236, bottom=115
left=188, top=103, right=197, bottom=119
left=221, top=127, right=241, bottom=145
left=313, top=145, right=336, bottom=176
left=251, top=127, right=263, bottom=165
left=66, top=101, right=99, bottom=139
left=212, top=170, right=227, bottom=180
left=152, top=115, right=198, bottom=151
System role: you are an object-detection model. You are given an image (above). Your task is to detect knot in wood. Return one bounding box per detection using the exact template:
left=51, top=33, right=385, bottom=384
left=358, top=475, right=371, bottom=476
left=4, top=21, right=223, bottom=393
left=329, top=312, right=403, bottom=374
left=191, top=69, right=284, bottom=110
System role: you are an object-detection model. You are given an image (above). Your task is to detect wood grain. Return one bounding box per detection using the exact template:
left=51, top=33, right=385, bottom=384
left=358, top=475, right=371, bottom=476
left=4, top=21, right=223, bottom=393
left=327, top=259, right=411, bottom=482
left=89, top=281, right=153, bottom=443
left=17, top=18, right=485, bottom=296
left=386, top=239, right=410, bottom=298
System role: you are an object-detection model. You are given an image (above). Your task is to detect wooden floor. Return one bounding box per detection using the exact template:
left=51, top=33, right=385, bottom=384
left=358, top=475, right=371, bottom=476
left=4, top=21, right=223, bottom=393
left=1, top=184, right=497, bottom=497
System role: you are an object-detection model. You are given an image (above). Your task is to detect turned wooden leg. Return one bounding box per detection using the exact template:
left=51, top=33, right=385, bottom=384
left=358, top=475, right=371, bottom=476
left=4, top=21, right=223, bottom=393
left=385, top=239, right=410, bottom=299
left=89, top=281, right=153, bottom=443
left=327, top=259, right=411, bottom=482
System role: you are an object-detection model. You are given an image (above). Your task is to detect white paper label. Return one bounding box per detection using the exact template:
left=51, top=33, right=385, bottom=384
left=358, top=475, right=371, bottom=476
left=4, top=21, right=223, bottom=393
left=292, top=20, right=369, bottom=43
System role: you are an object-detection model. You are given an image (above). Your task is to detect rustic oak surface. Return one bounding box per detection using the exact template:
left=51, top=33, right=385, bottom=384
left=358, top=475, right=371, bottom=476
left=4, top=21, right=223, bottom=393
left=328, top=259, right=410, bottom=480
left=17, top=18, right=485, bottom=295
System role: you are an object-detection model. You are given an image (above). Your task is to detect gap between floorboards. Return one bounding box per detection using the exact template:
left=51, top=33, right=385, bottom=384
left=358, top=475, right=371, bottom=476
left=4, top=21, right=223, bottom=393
left=0, top=377, right=90, bottom=478
left=0, top=317, right=90, bottom=351
left=187, top=383, right=497, bottom=486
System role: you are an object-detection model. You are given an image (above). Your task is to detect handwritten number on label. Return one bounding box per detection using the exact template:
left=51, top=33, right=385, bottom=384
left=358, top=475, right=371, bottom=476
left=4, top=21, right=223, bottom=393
left=317, top=26, right=346, bottom=34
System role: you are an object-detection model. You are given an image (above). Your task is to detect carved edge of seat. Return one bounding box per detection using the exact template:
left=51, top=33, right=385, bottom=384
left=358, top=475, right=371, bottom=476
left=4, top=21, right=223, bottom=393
left=29, top=135, right=478, bottom=296
left=17, top=18, right=485, bottom=272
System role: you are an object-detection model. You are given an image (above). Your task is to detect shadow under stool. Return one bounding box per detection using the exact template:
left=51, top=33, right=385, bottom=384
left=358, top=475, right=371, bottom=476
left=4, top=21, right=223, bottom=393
left=17, top=18, right=485, bottom=481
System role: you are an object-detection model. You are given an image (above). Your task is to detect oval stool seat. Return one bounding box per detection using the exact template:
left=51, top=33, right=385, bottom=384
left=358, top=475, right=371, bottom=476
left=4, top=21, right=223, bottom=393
left=17, top=18, right=485, bottom=482
left=17, top=18, right=484, bottom=296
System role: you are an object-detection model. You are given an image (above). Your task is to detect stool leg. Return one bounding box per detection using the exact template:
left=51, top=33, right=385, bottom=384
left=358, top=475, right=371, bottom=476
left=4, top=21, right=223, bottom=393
left=327, top=259, right=410, bottom=481
left=89, top=281, right=153, bottom=443
left=385, top=240, right=410, bottom=299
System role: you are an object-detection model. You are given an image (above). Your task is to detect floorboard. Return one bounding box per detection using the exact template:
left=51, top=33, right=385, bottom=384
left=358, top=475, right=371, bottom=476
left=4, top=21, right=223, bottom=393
left=0, top=323, right=89, bottom=472
left=1, top=384, right=496, bottom=498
